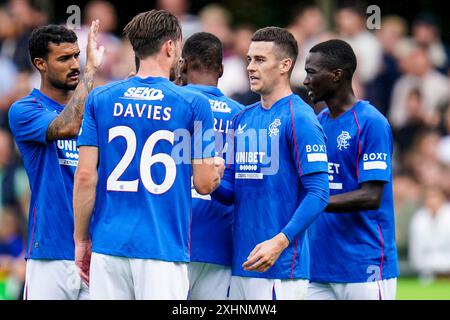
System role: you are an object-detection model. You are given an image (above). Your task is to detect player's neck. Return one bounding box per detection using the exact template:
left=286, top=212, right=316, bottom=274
left=260, top=83, right=292, bottom=109
left=136, top=57, right=171, bottom=80
left=326, top=88, right=357, bottom=118
left=187, top=71, right=218, bottom=87
left=40, top=81, right=72, bottom=105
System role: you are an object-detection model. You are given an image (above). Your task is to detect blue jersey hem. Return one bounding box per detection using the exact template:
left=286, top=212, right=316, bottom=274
left=92, top=247, right=189, bottom=263
left=310, top=272, right=400, bottom=283
left=190, top=257, right=231, bottom=267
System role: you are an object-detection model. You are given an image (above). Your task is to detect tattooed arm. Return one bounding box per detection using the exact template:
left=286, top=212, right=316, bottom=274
left=46, top=20, right=105, bottom=142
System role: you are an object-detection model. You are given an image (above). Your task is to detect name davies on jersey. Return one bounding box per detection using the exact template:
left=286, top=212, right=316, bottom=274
left=114, top=87, right=172, bottom=121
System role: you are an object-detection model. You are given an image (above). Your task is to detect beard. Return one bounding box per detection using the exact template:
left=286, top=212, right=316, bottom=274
left=48, top=74, right=79, bottom=91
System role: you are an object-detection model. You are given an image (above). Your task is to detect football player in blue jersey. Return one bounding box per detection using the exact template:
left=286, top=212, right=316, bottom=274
left=73, top=10, right=223, bottom=300
left=212, top=27, right=329, bottom=300
left=303, top=39, right=399, bottom=300
left=8, top=21, right=104, bottom=299
left=177, top=32, right=244, bottom=299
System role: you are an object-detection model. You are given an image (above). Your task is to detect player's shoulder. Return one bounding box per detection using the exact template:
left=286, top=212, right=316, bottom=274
left=234, top=100, right=260, bottom=121
left=317, top=107, right=330, bottom=121
left=221, top=93, right=245, bottom=108
left=288, top=94, right=320, bottom=123
left=89, top=78, right=131, bottom=98
left=354, top=100, right=390, bottom=128
left=164, top=81, right=209, bottom=106
left=8, top=91, right=42, bottom=119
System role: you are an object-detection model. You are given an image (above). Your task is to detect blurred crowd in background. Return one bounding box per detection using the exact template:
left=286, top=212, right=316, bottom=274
left=1, top=0, right=450, bottom=299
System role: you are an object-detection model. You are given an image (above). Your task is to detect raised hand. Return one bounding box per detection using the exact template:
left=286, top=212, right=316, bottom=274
left=86, top=19, right=105, bottom=71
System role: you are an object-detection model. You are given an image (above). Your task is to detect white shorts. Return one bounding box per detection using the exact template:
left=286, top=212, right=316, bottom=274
left=90, top=253, right=189, bottom=300
left=24, top=259, right=89, bottom=300
left=229, top=276, right=309, bottom=300
left=188, top=262, right=231, bottom=300
left=306, top=278, right=397, bottom=300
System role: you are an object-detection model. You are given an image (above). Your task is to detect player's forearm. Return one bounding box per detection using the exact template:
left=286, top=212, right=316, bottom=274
left=46, top=69, right=96, bottom=141
left=325, top=184, right=383, bottom=213
left=281, top=172, right=329, bottom=242
left=73, top=168, right=98, bottom=241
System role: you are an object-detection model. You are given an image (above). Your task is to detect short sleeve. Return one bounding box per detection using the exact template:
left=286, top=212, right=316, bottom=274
left=191, top=94, right=215, bottom=159
left=287, top=107, right=328, bottom=177
left=77, top=92, right=98, bottom=147
left=358, top=117, right=392, bottom=183
left=8, top=101, right=58, bottom=144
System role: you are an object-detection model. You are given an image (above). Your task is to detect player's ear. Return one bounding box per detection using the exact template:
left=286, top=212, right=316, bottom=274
left=280, top=58, right=292, bottom=75
left=218, top=63, right=224, bottom=79
left=33, top=57, right=46, bottom=73
left=333, top=69, right=343, bottom=83
left=165, top=39, right=175, bottom=58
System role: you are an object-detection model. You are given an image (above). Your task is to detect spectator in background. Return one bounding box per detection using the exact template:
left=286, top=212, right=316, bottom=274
left=0, top=129, right=29, bottom=219
left=403, top=129, right=450, bottom=198
left=157, top=0, right=202, bottom=40
left=334, top=2, right=383, bottom=98
left=409, top=186, right=450, bottom=280
left=199, top=4, right=234, bottom=57
left=393, top=174, right=422, bottom=259
left=411, top=12, right=450, bottom=75
left=394, top=89, right=434, bottom=156
left=288, top=4, right=333, bottom=87
left=219, top=24, right=257, bottom=102
left=366, top=15, right=407, bottom=115
left=0, top=206, right=26, bottom=300
left=0, top=7, right=19, bottom=126
left=436, top=105, right=450, bottom=165
left=75, top=0, right=124, bottom=86
left=3, top=0, right=47, bottom=72
left=389, top=44, right=450, bottom=129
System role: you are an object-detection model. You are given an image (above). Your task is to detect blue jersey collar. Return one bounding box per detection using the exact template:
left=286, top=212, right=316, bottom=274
left=185, top=84, right=223, bottom=98
left=30, top=88, right=65, bottom=112
left=325, top=100, right=368, bottom=120
left=260, top=93, right=296, bottom=111
left=132, top=75, right=170, bottom=84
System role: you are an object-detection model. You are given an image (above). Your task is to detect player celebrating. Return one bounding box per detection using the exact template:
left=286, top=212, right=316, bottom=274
left=73, top=10, right=223, bottom=300
left=8, top=21, right=104, bottom=299
left=178, top=32, right=244, bottom=299
left=303, top=39, right=399, bottom=300
left=213, top=27, right=329, bottom=300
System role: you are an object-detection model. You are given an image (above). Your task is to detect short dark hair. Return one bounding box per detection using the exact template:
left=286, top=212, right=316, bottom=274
left=251, top=27, right=298, bottom=67
left=123, top=10, right=182, bottom=59
left=182, top=32, right=222, bottom=73
left=28, top=25, right=77, bottom=68
left=309, top=39, right=357, bottom=80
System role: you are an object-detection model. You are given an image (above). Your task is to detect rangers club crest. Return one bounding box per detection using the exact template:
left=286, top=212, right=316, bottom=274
left=268, top=119, right=281, bottom=137
left=337, top=131, right=351, bottom=150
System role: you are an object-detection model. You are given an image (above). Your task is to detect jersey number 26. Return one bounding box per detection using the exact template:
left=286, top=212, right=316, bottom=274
left=106, top=126, right=176, bottom=195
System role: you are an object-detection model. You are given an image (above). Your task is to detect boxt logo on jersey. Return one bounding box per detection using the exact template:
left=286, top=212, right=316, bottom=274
left=122, top=87, right=164, bottom=101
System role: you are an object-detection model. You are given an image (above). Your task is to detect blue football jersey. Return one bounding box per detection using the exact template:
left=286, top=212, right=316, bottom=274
left=9, top=89, right=79, bottom=260
left=185, top=84, right=243, bottom=266
left=309, top=100, right=399, bottom=283
left=78, top=76, right=215, bottom=262
left=229, top=94, right=328, bottom=279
